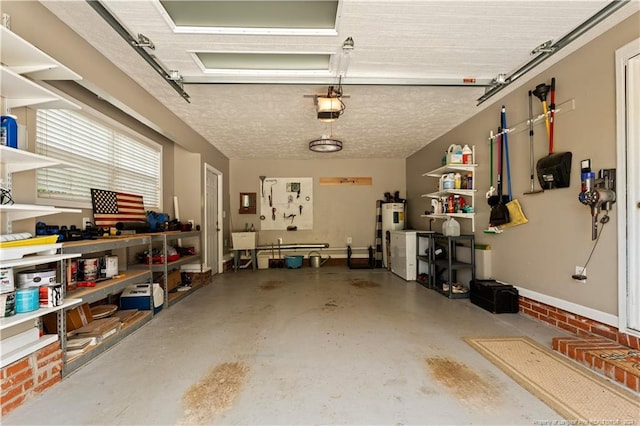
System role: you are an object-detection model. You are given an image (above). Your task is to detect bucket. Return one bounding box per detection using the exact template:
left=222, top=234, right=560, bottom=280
left=0, top=115, right=18, bottom=149
left=79, top=258, right=99, bottom=281
left=285, top=255, right=303, bottom=269
left=309, top=251, right=329, bottom=268
left=15, top=287, right=39, bottom=313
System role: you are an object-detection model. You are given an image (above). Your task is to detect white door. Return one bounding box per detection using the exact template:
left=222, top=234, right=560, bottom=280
left=616, top=38, right=640, bottom=332
left=204, top=164, right=222, bottom=274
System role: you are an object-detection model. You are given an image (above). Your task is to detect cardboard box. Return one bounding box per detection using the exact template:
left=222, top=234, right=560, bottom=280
left=42, top=303, right=93, bottom=334
left=181, top=267, right=212, bottom=286
left=166, top=270, right=181, bottom=292
left=75, top=317, right=121, bottom=341
left=67, top=303, right=93, bottom=330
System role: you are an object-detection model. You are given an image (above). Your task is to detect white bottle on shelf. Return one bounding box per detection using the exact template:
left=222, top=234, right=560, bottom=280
left=462, top=144, right=473, bottom=164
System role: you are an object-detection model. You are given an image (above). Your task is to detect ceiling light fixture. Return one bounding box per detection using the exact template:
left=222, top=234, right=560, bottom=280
left=309, top=137, right=343, bottom=153
left=315, top=84, right=345, bottom=121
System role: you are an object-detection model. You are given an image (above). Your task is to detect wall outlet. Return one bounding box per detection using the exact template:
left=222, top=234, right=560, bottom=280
left=346, top=237, right=352, bottom=244
left=278, top=237, right=283, bottom=244
left=574, top=266, right=587, bottom=283
left=188, top=219, right=194, bottom=227
left=82, top=217, right=91, bottom=227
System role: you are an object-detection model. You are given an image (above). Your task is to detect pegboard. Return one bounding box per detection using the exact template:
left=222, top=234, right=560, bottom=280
left=259, top=177, right=313, bottom=230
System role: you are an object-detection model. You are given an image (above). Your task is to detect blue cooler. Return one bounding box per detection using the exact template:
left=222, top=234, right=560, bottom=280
left=120, top=284, right=163, bottom=314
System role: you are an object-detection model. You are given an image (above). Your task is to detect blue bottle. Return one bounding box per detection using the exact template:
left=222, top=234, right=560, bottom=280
left=1, top=115, right=18, bottom=149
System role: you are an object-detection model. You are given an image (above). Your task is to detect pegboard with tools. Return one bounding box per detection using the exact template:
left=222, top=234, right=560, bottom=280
left=259, top=177, right=313, bottom=230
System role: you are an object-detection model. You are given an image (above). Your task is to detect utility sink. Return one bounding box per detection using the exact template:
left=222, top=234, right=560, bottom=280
left=231, top=232, right=256, bottom=250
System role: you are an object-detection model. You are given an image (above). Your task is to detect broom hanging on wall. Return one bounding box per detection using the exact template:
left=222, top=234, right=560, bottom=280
left=499, top=105, right=529, bottom=229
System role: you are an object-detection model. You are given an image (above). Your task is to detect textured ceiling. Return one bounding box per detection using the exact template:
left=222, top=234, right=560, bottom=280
left=40, top=0, right=625, bottom=160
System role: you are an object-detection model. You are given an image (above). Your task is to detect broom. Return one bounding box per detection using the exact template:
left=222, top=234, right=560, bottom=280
left=499, top=105, right=528, bottom=229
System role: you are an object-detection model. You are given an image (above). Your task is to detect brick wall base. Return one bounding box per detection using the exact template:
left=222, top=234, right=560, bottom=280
left=1, top=341, right=63, bottom=416
left=519, top=295, right=639, bottom=350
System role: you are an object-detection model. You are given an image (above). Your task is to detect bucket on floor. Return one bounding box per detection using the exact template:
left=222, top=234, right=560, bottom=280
left=285, top=255, right=303, bottom=269
left=15, top=287, right=39, bottom=313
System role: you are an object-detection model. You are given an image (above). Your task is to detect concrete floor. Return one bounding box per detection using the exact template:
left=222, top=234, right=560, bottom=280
left=6, top=267, right=570, bottom=425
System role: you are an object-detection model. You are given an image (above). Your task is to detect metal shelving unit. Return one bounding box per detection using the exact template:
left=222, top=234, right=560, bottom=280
left=420, top=158, right=477, bottom=232
left=59, top=236, right=153, bottom=376
left=416, top=233, right=475, bottom=299
left=135, top=231, right=202, bottom=307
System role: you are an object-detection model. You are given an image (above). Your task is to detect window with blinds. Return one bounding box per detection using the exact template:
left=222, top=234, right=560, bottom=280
left=35, top=109, right=161, bottom=209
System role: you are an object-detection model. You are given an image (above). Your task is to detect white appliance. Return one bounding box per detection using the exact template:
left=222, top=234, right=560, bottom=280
left=381, top=202, right=405, bottom=268
left=389, top=230, right=417, bottom=281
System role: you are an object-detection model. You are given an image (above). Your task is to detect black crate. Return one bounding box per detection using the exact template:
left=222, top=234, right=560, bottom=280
left=470, top=279, right=519, bottom=314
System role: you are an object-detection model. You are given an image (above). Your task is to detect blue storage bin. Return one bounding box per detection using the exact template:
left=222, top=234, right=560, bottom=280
left=285, top=255, right=303, bottom=269
left=15, top=287, right=39, bottom=313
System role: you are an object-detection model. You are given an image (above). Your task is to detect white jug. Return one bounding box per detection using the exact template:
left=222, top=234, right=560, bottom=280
left=442, top=217, right=460, bottom=236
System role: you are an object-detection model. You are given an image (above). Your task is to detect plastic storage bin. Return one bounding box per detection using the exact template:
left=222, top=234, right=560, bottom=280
left=285, top=255, right=303, bottom=269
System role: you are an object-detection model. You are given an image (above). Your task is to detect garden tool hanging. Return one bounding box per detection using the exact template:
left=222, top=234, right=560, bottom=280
left=489, top=125, right=509, bottom=226
left=498, top=105, right=528, bottom=229
left=534, top=78, right=572, bottom=189
left=524, top=91, right=543, bottom=195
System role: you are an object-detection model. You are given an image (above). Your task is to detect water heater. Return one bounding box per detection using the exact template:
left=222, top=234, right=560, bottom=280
left=381, top=202, right=405, bottom=268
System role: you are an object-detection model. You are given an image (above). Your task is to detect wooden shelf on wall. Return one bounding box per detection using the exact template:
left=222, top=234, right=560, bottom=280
left=319, top=177, right=372, bottom=186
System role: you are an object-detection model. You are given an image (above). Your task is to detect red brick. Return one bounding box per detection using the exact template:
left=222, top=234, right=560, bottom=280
left=593, top=357, right=604, bottom=371
left=1, top=382, right=25, bottom=402
left=37, top=351, right=62, bottom=370
left=35, top=342, right=61, bottom=361
left=1, top=368, right=33, bottom=391
left=628, top=335, right=639, bottom=350
left=549, top=311, right=568, bottom=323
left=532, top=305, right=549, bottom=316
left=33, top=375, right=59, bottom=394
left=567, top=318, right=591, bottom=331
left=3, top=359, right=31, bottom=379
left=590, top=327, right=617, bottom=341
left=626, top=373, right=639, bottom=392
left=614, top=366, right=627, bottom=384
left=557, top=322, right=578, bottom=335
left=575, top=349, right=586, bottom=363
left=23, top=378, right=34, bottom=392
left=540, top=316, right=557, bottom=327
left=37, top=370, right=48, bottom=384
left=618, top=333, right=630, bottom=347
left=519, top=300, right=532, bottom=309
left=49, top=363, right=63, bottom=376
left=584, top=352, right=595, bottom=367
left=522, top=308, right=539, bottom=319
left=604, top=362, right=615, bottom=379
left=1, top=393, right=26, bottom=417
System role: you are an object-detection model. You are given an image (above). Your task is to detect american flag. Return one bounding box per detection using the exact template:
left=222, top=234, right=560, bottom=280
left=91, top=189, right=146, bottom=228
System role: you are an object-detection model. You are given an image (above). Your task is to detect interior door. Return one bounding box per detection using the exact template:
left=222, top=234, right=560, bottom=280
left=616, top=38, right=640, bottom=332
left=204, top=164, right=220, bottom=274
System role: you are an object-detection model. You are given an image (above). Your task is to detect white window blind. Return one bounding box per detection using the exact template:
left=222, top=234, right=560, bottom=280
left=35, top=109, right=161, bottom=209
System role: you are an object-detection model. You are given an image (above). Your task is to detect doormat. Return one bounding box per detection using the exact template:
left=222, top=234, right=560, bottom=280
left=464, top=336, right=640, bottom=422
left=587, top=348, right=640, bottom=375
